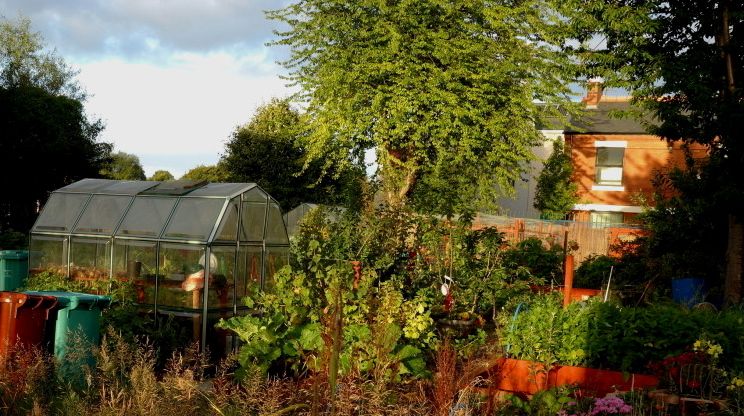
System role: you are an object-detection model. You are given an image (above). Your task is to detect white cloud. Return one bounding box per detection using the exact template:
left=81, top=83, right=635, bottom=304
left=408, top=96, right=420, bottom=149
left=76, top=51, right=294, bottom=175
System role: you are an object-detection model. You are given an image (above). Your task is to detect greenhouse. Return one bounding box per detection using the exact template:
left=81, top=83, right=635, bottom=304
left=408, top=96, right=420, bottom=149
left=28, top=178, right=289, bottom=353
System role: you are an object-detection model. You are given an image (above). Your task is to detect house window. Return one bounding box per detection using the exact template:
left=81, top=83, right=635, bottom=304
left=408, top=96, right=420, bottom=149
left=590, top=211, right=623, bottom=225
left=595, top=147, right=624, bottom=185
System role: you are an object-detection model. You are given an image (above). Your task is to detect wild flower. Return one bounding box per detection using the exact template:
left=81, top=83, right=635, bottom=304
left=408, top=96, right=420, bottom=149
left=589, top=396, right=632, bottom=415
left=693, top=338, right=723, bottom=361
left=728, top=376, right=744, bottom=391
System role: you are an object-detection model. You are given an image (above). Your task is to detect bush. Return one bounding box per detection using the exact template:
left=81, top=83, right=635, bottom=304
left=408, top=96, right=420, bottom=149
left=499, top=293, right=744, bottom=374
left=575, top=255, right=617, bottom=289
left=502, top=237, right=563, bottom=283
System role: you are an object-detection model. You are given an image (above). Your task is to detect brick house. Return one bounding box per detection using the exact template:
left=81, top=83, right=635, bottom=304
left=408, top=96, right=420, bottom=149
left=566, top=83, right=706, bottom=224
left=497, top=82, right=706, bottom=223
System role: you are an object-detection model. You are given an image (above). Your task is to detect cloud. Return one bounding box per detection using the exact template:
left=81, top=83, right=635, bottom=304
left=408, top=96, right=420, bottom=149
left=78, top=53, right=293, bottom=158
left=1, top=0, right=290, bottom=60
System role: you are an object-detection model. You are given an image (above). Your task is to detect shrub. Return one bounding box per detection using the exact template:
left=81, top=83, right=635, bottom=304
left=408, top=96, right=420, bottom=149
left=575, top=255, right=617, bottom=289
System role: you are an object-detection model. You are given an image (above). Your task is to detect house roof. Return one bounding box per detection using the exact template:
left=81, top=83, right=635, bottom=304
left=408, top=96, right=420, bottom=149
left=538, top=100, right=657, bottom=135
left=566, top=101, right=653, bottom=134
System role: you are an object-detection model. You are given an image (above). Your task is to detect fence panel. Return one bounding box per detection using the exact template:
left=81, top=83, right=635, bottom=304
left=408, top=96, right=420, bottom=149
left=472, top=214, right=645, bottom=265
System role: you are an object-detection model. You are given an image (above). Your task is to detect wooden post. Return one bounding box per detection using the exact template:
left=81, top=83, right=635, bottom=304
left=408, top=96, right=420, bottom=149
left=563, top=255, right=574, bottom=309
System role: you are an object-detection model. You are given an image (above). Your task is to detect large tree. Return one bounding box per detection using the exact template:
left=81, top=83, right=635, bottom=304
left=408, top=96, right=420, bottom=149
left=563, top=0, right=744, bottom=302
left=100, top=151, right=146, bottom=180
left=1, top=16, right=83, bottom=99
left=0, top=17, right=110, bottom=232
left=268, top=0, right=578, bottom=216
left=221, top=98, right=363, bottom=211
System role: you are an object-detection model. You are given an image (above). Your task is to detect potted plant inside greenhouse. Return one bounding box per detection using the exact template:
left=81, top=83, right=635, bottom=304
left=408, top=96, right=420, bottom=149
left=27, top=178, right=290, bottom=355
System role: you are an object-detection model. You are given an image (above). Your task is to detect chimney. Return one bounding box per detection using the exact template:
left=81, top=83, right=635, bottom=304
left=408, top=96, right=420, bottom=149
left=583, top=77, right=604, bottom=108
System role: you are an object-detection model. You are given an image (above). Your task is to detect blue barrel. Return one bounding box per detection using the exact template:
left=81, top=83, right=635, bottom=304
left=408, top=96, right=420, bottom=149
left=672, top=277, right=706, bottom=307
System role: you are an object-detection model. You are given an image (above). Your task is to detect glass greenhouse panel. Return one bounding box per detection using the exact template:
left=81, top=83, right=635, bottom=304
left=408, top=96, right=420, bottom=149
left=116, top=197, right=176, bottom=237
left=97, top=180, right=158, bottom=194
left=213, top=199, right=239, bottom=242
left=243, top=188, right=267, bottom=203
left=158, top=244, right=205, bottom=310
left=29, top=235, right=67, bottom=276
left=265, top=203, right=289, bottom=244
left=264, top=245, right=289, bottom=290
left=70, top=237, right=111, bottom=283
left=57, top=178, right=112, bottom=193
left=73, top=195, right=132, bottom=235
left=188, top=183, right=250, bottom=197
left=112, top=240, right=157, bottom=304
left=209, top=246, right=236, bottom=310
left=236, top=245, right=262, bottom=301
left=163, top=198, right=226, bottom=241
left=240, top=201, right=266, bottom=242
left=33, top=193, right=90, bottom=233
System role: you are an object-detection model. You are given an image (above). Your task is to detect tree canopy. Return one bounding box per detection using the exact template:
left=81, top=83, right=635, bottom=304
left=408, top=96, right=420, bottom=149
left=268, top=0, right=578, bottom=216
left=149, top=170, right=174, bottom=181
left=181, top=164, right=230, bottom=182
left=0, top=16, right=83, bottom=100
left=0, top=17, right=110, bottom=233
left=100, top=151, right=146, bottom=181
left=221, top=98, right=363, bottom=211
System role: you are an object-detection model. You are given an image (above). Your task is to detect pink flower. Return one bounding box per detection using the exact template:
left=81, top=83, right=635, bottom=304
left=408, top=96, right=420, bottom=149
left=589, top=396, right=632, bottom=415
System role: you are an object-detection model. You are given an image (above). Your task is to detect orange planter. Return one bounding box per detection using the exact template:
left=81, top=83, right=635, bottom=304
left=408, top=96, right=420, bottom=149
left=491, top=358, right=659, bottom=397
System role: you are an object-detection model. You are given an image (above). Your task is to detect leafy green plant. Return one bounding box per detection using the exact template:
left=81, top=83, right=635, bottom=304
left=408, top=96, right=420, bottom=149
left=503, top=237, right=563, bottom=283
left=575, top=254, right=618, bottom=289
left=497, top=385, right=588, bottom=416
left=499, top=293, right=591, bottom=367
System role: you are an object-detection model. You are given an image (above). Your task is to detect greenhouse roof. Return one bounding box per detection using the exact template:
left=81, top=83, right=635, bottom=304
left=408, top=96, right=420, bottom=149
left=31, top=179, right=288, bottom=245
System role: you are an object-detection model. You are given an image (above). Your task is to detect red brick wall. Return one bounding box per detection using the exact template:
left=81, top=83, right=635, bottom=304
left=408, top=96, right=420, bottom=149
left=566, top=134, right=707, bottom=207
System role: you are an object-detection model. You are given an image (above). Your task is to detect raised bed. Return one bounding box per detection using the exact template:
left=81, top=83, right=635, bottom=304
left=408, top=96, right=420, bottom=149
left=491, top=357, right=659, bottom=397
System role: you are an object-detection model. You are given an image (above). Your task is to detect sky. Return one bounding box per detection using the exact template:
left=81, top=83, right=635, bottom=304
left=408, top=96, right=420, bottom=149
left=1, top=0, right=294, bottom=178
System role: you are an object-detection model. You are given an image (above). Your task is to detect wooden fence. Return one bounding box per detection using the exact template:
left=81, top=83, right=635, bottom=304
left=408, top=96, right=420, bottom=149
left=472, top=214, right=647, bottom=264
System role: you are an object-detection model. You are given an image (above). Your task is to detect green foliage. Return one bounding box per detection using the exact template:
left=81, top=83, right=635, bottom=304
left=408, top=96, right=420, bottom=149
left=221, top=98, right=364, bottom=211
left=181, top=164, right=229, bottom=182
left=503, top=237, right=564, bottom=283
left=499, top=293, right=591, bottom=367
left=148, top=170, right=174, bottom=181
left=640, top=156, right=728, bottom=287
left=0, top=229, right=27, bottom=249
left=269, top=0, right=580, bottom=215
left=0, top=17, right=110, bottom=233
left=0, top=16, right=83, bottom=99
left=498, top=385, right=587, bottom=416
left=500, top=293, right=744, bottom=374
left=534, top=140, right=578, bottom=220
left=100, top=151, right=146, bottom=180
left=575, top=255, right=618, bottom=289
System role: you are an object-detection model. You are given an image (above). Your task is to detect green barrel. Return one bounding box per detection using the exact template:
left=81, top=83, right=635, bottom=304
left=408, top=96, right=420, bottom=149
left=0, top=250, right=29, bottom=291
left=23, top=291, right=110, bottom=382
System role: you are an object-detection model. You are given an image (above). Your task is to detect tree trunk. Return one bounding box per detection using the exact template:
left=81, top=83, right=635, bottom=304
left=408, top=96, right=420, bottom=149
left=725, top=215, right=743, bottom=305
left=382, top=147, right=417, bottom=206
left=721, top=0, right=742, bottom=305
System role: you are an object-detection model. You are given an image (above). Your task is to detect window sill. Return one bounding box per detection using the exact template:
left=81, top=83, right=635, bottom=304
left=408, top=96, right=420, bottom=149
left=592, top=185, right=625, bottom=191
